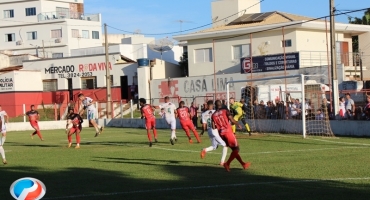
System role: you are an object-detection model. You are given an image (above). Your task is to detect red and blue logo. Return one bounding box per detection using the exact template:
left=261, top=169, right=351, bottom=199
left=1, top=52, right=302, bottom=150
left=10, top=178, right=46, bottom=200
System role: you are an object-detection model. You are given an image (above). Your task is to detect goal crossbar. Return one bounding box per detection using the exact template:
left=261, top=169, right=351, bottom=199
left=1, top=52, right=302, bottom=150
left=226, top=74, right=307, bottom=138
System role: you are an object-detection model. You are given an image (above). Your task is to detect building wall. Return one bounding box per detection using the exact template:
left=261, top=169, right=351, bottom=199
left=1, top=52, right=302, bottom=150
left=359, top=31, right=370, bottom=68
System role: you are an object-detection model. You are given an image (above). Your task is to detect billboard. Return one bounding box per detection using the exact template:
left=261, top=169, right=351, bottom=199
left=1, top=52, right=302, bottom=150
left=241, top=52, right=300, bottom=74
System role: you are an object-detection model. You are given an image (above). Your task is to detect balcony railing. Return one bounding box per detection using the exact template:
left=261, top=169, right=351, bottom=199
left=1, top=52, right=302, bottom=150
left=37, top=11, right=100, bottom=22
left=300, top=51, right=364, bottom=68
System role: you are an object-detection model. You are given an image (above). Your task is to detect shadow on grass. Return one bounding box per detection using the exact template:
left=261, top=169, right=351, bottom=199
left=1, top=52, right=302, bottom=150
left=0, top=162, right=369, bottom=200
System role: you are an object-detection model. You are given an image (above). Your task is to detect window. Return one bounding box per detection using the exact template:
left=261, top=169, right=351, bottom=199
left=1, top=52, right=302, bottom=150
left=43, top=80, right=58, bottom=91
left=82, top=30, right=89, bottom=39
left=4, top=10, right=14, bottom=18
left=81, top=77, right=97, bottom=89
left=72, top=29, right=79, bottom=38
left=282, top=39, right=292, bottom=47
left=194, top=48, right=213, bottom=63
left=25, top=7, right=36, bottom=16
left=51, top=29, right=62, bottom=38
left=27, top=31, right=37, bottom=40
left=5, top=33, right=15, bottom=42
left=233, top=44, right=251, bottom=59
left=92, top=31, right=99, bottom=39
left=52, top=53, right=63, bottom=58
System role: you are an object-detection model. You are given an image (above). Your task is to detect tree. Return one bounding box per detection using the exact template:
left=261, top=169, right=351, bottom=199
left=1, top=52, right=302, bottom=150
left=348, top=9, right=370, bottom=52
left=179, top=51, right=189, bottom=77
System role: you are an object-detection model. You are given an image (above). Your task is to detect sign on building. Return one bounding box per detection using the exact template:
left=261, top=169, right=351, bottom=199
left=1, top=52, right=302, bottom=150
left=240, top=52, right=300, bottom=74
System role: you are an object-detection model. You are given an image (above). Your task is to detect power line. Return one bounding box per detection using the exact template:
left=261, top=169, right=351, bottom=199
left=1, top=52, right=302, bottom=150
left=107, top=0, right=265, bottom=36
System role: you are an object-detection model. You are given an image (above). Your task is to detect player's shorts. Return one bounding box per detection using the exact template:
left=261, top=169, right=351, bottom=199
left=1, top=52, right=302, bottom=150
left=165, top=118, right=176, bottom=130
left=207, top=128, right=226, bottom=149
left=1, top=124, right=6, bottom=134
left=69, top=126, right=82, bottom=134
left=220, top=131, right=238, bottom=148
left=233, top=113, right=243, bottom=122
left=180, top=120, right=195, bottom=131
left=30, top=121, right=39, bottom=130
left=87, top=109, right=96, bottom=121
left=67, top=123, right=73, bottom=129
left=145, top=118, right=156, bottom=129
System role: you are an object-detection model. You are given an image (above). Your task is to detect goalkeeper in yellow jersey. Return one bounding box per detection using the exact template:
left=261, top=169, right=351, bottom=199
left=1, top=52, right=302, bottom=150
left=229, top=97, right=251, bottom=136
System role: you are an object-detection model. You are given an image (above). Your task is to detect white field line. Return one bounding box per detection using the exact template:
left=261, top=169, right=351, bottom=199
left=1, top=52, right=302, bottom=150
left=43, top=177, right=370, bottom=199
left=272, top=134, right=370, bottom=146
left=152, top=146, right=369, bottom=155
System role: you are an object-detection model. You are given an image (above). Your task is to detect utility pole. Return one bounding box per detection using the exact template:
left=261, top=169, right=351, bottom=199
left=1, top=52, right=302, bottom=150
left=330, top=0, right=339, bottom=118
left=104, top=23, right=112, bottom=119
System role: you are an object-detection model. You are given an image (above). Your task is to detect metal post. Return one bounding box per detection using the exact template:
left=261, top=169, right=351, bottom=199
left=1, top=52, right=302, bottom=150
left=42, top=40, right=46, bottom=58
left=130, top=99, right=134, bottom=118
left=226, top=83, right=230, bottom=109
left=120, top=100, right=123, bottom=118
left=330, top=0, right=339, bottom=117
left=104, top=23, right=112, bottom=119
left=301, top=74, right=306, bottom=138
left=23, top=104, right=26, bottom=122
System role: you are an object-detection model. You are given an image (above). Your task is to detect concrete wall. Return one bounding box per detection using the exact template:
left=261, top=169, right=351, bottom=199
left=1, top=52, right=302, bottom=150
left=6, top=120, right=89, bottom=132
left=359, top=31, right=370, bottom=69
left=105, top=118, right=370, bottom=137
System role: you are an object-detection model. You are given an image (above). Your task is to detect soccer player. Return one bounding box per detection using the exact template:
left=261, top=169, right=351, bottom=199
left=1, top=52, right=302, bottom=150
left=26, top=105, right=44, bottom=141
left=200, top=101, right=228, bottom=165
left=78, top=94, right=103, bottom=137
left=66, top=108, right=74, bottom=134
left=67, top=110, right=84, bottom=149
left=154, top=96, right=177, bottom=145
left=212, top=100, right=251, bottom=172
left=229, top=97, right=251, bottom=135
left=176, top=101, right=201, bottom=143
left=139, top=98, right=158, bottom=147
left=0, top=106, right=8, bottom=164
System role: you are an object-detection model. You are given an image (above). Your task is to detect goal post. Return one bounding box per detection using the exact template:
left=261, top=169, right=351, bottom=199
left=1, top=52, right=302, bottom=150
left=226, top=74, right=333, bottom=138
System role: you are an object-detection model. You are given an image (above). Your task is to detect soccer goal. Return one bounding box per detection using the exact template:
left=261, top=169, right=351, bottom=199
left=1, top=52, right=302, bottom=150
left=226, top=74, right=334, bottom=138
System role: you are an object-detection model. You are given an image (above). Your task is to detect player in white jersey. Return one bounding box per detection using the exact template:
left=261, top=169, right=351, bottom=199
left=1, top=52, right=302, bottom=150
left=0, top=106, right=8, bottom=164
left=154, top=96, right=178, bottom=145
left=200, top=101, right=228, bottom=166
left=78, top=94, right=103, bottom=137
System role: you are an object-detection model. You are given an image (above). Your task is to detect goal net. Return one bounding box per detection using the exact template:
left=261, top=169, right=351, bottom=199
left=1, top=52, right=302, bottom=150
left=227, top=74, right=334, bottom=138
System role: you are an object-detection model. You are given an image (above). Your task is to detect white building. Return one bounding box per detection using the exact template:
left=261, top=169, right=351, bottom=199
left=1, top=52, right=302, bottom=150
left=0, top=0, right=102, bottom=59
left=72, top=34, right=183, bottom=65
left=173, top=0, right=370, bottom=80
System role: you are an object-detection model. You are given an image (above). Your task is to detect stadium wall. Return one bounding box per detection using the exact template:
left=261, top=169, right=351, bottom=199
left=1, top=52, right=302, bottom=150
left=105, top=119, right=370, bottom=137
left=6, top=120, right=89, bottom=132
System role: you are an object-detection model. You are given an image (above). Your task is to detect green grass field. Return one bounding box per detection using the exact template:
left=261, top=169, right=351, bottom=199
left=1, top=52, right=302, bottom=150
left=1, top=128, right=370, bottom=200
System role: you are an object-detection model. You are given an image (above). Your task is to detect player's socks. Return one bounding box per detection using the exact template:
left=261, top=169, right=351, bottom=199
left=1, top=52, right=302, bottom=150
left=153, top=129, right=158, bottom=139
left=234, top=151, right=244, bottom=165
left=245, top=124, right=251, bottom=135
left=184, top=130, right=191, bottom=138
left=205, top=146, right=214, bottom=152
left=226, top=150, right=238, bottom=165
left=68, top=135, right=72, bottom=144
left=76, top=134, right=81, bottom=144
left=192, top=130, right=201, bottom=143
left=0, top=146, right=5, bottom=161
left=99, top=126, right=104, bottom=133
left=147, top=130, right=152, bottom=142
left=221, top=146, right=228, bottom=164
left=171, top=130, right=176, bottom=140
left=36, top=131, right=43, bottom=139
left=1, top=136, right=5, bottom=145
left=94, top=126, right=100, bottom=134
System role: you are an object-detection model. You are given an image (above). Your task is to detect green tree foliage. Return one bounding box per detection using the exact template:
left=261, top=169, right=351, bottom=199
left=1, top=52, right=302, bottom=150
left=348, top=9, right=370, bottom=52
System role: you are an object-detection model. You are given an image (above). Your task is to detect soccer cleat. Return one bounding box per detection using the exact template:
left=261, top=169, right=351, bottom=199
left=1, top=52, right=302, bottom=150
left=100, top=127, right=104, bottom=134
left=95, top=132, right=100, bottom=137
left=174, top=138, right=178, bottom=142
left=75, top=144, right=80, bottom=149
left=249, top=132, right=252, bottom=136
left=154, top=139, right=158, bottom=143
left=3, top=159, right=7, bottom=165
left=170, top=139, right=174, bottom=145
left=41, top=138, right=44, bottom=141
left=68, top=143, right=72, bottom=148
left=200, top=149, right=206, bottom=159
left=242, top=162, right=251, bottom=170
left=149, top=142, right=153, bottom=147
left=189, top=139, right=193, bottom=144
left=223, top=163, right=230, bottom=172
left=220, top=162, right=225, bottom=166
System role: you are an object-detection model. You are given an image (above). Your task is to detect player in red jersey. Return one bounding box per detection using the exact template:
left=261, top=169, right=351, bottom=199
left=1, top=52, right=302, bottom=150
left=67, top=109, right=83, bottom=149
left=176, top=101, right=201, bottom=143
left=139, top=98, right=158, bottom=147
left=26, top=105, right=44, bottom=141
left=212, top=100, right=251, bottom=172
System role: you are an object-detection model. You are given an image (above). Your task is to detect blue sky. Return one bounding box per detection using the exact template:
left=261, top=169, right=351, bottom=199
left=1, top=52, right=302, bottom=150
left=84, top=0, right=369, bottom=38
